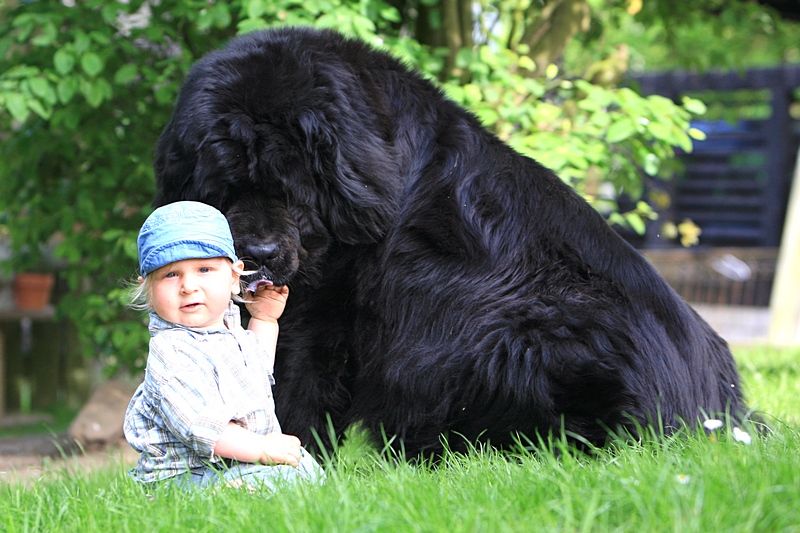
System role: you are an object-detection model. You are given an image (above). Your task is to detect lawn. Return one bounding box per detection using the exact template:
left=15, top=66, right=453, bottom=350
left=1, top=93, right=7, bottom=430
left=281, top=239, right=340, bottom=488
left=1, top=346, right=798, bottom=533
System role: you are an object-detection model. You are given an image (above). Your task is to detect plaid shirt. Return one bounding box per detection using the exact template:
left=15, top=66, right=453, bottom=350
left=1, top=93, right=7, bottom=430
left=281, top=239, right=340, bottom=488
left=124, top=302, right=280, bottom=483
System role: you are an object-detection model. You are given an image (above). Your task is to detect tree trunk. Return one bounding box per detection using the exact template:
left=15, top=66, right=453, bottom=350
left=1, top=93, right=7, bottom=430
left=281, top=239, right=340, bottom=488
left=414, top=0, right=474, bottom=80
left=520, top=0, right=590, bottom=77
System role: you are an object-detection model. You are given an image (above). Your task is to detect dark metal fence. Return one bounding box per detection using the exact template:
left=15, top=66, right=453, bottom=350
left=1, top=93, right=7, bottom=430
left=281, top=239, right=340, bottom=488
left=626, top=67, right=800, bottom=308
left=632, top=66, right=800, bottom=248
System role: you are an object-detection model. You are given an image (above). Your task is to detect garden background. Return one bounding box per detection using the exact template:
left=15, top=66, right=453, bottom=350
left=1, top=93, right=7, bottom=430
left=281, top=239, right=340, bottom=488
left=0, top=1, right=799, bottom=529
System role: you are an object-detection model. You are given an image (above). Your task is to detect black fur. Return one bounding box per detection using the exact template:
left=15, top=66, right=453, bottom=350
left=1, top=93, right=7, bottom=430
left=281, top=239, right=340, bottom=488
left=154, top=27, right=747, bottom=457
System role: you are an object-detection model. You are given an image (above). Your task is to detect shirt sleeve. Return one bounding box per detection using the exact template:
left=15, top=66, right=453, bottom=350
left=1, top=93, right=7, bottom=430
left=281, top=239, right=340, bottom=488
left=242, top=328, right=276, bottom=385
left=147, top=334, right=235, bottom=459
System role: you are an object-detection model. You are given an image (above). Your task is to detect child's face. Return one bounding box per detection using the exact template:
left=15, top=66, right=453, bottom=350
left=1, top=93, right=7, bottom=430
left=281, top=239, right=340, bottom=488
left=146, top=257, right=242, bottom=329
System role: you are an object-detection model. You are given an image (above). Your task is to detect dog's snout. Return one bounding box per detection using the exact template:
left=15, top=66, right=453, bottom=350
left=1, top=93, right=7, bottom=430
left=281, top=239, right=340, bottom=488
left=246, top=242, right=280, bottom=262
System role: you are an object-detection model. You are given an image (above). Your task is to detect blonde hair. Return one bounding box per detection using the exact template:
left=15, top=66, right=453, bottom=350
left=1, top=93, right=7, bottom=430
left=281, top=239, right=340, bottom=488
left=127, top=260, right=254, bottom=312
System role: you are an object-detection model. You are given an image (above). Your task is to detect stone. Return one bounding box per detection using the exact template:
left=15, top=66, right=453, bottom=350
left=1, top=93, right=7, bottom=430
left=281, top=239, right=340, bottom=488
left=69, top=379, right=138, bottom=451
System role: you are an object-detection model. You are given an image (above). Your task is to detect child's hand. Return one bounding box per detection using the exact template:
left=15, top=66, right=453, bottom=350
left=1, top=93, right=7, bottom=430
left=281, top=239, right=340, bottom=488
left=246, top=284, right=289, bottom=322
left=259, top=432, right=303, bottom=467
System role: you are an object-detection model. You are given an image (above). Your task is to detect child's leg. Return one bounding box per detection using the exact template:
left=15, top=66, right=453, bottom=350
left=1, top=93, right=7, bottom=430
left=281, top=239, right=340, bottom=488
left=169, top=467, right=224, bottom=490
left=220, top=448, right=326, bottom=491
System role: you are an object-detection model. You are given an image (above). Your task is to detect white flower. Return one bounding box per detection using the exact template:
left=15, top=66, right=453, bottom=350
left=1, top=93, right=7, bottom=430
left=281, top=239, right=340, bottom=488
left=676, top=474, right=691, bottom=485
left=733, top=427, right=752, bottom=445
left=703, top=419, right=724, bottom=431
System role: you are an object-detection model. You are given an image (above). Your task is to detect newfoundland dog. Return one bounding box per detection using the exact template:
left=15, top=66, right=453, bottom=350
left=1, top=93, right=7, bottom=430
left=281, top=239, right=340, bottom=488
left=153, top=26, right=747, bottom=457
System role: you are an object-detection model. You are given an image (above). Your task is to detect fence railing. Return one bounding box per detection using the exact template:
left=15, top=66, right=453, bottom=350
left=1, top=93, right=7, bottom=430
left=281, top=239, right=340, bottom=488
left=631, top=66, right=800, bottom=249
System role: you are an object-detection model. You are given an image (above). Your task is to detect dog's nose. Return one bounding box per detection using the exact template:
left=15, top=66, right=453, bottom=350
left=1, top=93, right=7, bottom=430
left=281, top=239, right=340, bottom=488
left=246, top=242, right=280, bottom=262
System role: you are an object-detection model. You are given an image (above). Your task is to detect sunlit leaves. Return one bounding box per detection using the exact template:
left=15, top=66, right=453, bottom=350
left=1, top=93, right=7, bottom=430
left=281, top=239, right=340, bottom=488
left=196, top=2, right=233, bottom=31
left=57, top=76, right=79, bottom=104
left=81, top=77, right=112, bottom=107
left=443, top=48, right=701, bottom=232
left=1, top=91, right=28, bottom=122
left=80, top=52, right=104, bottom=78
left=0, top=0, right=713, bottom=375
left=682, top=96, right=708, bottom=115
left=54, top=49, right=76, bottom=75
left=114, top=64, right=139, bottom=85
left=442, top=37, right=706, bottom=237
left=607, top=118, right=636, bottom=143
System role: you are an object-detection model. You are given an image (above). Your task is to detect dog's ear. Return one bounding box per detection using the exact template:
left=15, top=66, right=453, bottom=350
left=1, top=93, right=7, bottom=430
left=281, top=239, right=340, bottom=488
left=299, top=108, right=400, bottom=245
left=153, top=118, right=241, bottom=208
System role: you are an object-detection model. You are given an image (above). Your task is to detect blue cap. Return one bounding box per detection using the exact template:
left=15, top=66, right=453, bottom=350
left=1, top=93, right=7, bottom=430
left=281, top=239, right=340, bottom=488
left=137, top=201, right=238, bottom=276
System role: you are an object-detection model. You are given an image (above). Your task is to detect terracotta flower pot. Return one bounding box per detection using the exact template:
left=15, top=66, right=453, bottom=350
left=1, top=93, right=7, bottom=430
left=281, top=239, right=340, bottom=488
left=13, top=272, right=55, bottom=310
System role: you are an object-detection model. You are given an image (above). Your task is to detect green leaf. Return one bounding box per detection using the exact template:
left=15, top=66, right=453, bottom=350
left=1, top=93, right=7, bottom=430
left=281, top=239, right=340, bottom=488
left=11, top=13, right=34, bottom=30
left=73, top=31, right=91, bottom=53
left=122, top=237, right=139, bottom=261
left=54, top=48, right=76, bottom=74
left=380, top=6, right=401, bottom=22
left=3, top=92, right=30, bottom=122
left=50, top=105, right=80, bottom=130
left=100, top=3, right=118, bottom=24
left=688, top=127, right=707, bottom=141
left=682, top=96, right=707, bottom=115
left=646, top=121, right=674, bottom=143
left=153, top=83, right=177, bottom=105
left=455, top=48, right=474, bottom=69
left=246, top=0, right=267, bottom=19
left=643, top=153, right=660, bottom=176
left=606, top=118, right=636, bottom=143
left=518, top=55, right=535, bottom=71
left=89, top=31, right=111, bottom=46
left=81, top=77, right=110, bottom=107
left=102, top=229, right=124, bottom=241
left=114, top=64, right=139, bottom=85
left=442, top=84, right=464, bottom=103
left=80, top=52, right=104, bottom=77
left=197, top=8, right=215, bottom=31
left=93, top=326, right=108, bottom=345
left=625, top=212, right=646, bottom=235
left=57, top=76, right=78, bottom=103
left=29, top=77, right=57, bottom=105
left=237, top=17, right=268, bottom=34
left=26, top=98, right=50, bottom=119
left=478, top=46, right=498, bottom=69
left=463, top=84, right=482, bottom=104
left=31, top=22, right=58, bottom=47
left=476, top=107, right=499, bottom=127
left=213, top=3, right=233, bottom=28
left=3, top=64, right=41, bottom=80
left=675, top=131, right=693, bottom=153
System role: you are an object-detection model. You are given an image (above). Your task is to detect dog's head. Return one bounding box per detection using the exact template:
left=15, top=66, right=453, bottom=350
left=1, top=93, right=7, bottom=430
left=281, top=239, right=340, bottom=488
left=153, top=28, right=402, bottom=287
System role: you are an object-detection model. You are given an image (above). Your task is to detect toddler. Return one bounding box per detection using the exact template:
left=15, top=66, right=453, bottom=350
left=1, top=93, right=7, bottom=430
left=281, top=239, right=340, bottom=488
left=123, top=201, right=324, bottom=491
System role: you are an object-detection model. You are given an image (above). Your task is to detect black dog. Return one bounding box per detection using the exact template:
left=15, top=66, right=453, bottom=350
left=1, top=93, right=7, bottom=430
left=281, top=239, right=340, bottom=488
left=154, top=27, right=747, bottom=457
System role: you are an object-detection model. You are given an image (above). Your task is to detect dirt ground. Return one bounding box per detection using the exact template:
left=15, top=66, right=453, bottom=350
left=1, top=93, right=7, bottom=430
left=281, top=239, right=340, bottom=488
left=0, top=432, right=139, bottom=486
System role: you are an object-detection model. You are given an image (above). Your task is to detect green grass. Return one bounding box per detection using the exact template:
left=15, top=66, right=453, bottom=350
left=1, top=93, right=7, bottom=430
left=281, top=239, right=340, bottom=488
left=2, top=346, right=799, bottom=533
left=735, top=345, right=800, bottom=427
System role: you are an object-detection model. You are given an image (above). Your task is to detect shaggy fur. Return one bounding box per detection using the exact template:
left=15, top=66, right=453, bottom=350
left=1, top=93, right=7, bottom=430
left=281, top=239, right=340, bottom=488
left=154, top=27, right=747, bottom=457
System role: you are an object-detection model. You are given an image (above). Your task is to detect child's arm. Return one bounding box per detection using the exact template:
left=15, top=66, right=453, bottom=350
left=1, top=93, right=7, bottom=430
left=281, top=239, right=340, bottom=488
left=229, top=286, right=300, bottom=465
left=245, top=284, right=289, bottom=370
left=213, top=422, right=303, bottom=466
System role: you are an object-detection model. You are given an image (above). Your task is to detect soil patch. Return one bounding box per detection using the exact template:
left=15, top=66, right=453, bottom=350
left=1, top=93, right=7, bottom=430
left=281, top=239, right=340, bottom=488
left=0, top=432, right=138, bottom=486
